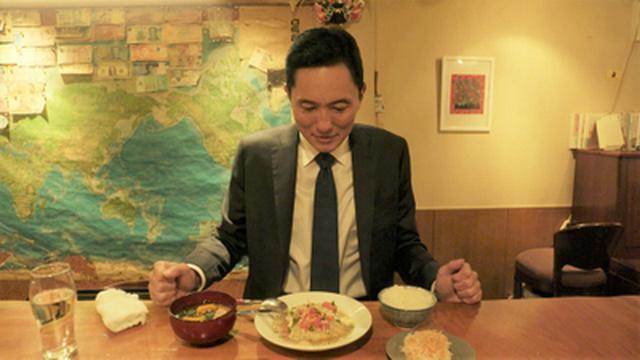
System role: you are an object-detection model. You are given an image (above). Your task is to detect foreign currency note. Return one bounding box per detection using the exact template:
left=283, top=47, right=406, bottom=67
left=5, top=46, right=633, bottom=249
left=57, top=45, right=93, bottom=64
left=58, top=63, right=94, bottom=74
left=94, top=45, right=129, bottom=63
left=95, top=62, right=130, bottom=80
left=135, top=74, right=168, bottom=93
left=92, top=8, right=125, bottom=25
left=164, top=24, right=202, bottom=44
left=55, top=26, right=92, bottom=41
left=94, top=24, right=125, bottom=41
left=164, top=8, right=202, bottom=24
left=14, top=27, right=56, bottom=47
left=127, top=25, right=163, bottom=44
left=10, top=10, right=41, bottom=26
left=8, top=94, right=46, bottom=114
left=132, top=62, right=167, bottom=76
left=17, top=47, right=56, bottom=66
left=0, top=45, right=18, bottom=64
left=130, top=44, right=168, bottom=62
left=168, top=43, right=202, bottom=68
left=169, top=69, right=200, bottom=87
left=56, top=9, right=92, bottom=27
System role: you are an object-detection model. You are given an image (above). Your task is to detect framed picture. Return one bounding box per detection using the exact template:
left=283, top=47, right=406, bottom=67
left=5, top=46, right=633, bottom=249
left=439, top=57, right=494, bottom=132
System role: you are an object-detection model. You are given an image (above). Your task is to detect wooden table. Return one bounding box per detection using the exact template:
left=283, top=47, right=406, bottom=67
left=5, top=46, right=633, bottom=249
left=2, top=296, right=638, bottom=359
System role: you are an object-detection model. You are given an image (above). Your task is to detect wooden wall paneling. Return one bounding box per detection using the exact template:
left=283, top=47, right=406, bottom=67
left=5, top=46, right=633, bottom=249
left=434, top=209, right=508, bottom=300
left=620, top=156, right=640, bottom=252
left=504, top=207, right=571, bottom=297
left=572, top=151, right=619, bottom=222
left=415, top=210, right=435, bottom=253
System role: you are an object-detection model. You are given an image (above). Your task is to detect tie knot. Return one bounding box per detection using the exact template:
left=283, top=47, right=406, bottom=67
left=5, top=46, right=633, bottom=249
left=315, top=153, right=335, bottom=169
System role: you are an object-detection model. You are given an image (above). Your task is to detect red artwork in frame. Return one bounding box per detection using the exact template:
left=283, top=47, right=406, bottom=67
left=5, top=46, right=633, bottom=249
left=449, top=74, right=485, bottom=115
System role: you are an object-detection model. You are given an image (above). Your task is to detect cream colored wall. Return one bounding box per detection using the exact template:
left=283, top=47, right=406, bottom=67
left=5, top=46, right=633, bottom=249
left=373, top=0, right=639, bottom=209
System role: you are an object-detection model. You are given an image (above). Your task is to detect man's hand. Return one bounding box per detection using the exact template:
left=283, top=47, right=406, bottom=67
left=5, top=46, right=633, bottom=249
left=435, top=259, right=482, bottom=304
left=148, top=261, right=198, bottom=306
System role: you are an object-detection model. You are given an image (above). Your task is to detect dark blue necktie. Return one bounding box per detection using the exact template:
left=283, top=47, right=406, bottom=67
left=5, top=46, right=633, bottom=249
left=310, top=153, right=339, bottom=292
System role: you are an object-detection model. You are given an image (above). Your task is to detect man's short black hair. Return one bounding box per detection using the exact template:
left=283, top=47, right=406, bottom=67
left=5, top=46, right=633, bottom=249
left=285, top=27, right=364, bottom=92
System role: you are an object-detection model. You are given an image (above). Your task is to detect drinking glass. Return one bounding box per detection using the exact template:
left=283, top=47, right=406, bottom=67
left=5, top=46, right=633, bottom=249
left=29, top=262, right=78, bottom=359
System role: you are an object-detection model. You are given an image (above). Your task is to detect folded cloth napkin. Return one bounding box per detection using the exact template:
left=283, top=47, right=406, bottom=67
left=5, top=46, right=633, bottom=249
left=96, top=288, right=148, bottom=333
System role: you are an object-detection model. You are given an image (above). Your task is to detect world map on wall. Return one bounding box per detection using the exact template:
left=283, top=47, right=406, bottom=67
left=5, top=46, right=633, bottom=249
left=0, top=37, right=291, bottom=279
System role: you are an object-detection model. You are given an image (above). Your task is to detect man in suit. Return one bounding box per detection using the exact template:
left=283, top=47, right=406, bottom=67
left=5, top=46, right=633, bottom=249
left=149, top=27, right=482, bottom=306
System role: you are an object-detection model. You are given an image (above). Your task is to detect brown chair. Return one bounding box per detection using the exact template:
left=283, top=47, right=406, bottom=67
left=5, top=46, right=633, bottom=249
left=513, top=222, right=623, bottom=298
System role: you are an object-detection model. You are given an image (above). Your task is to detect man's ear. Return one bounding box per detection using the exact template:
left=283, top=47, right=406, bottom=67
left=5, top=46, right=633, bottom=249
left=359, top=83, right=367, bottom=100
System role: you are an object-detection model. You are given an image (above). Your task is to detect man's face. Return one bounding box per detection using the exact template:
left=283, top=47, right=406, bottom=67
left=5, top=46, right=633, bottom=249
left=287, top=63, right=364, bottom=153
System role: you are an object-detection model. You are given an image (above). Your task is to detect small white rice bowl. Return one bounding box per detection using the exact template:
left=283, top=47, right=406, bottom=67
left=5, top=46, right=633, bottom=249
left=378, top=285, right=437, bottom=329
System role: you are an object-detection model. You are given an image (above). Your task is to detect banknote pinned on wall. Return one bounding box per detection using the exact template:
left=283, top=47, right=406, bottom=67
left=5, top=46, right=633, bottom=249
left=135, top=74, right=168, bottom=93
left=13, top=27, right=56, bottom=47
left=8, top=93, right=46, bottom=115
left=130, top=44, right=168, bottom=62
left=7, top=66, right=47, bottom=83
left=204, top=21, right=235, bottom=42
left=164, top=8, right=203, bottom=24
left=132, top=62, right=167, bottom=76
left=94, top=24, right=126, bottom=42
left=248, top=47, right=273, bottom=73
left=168, top=43, right=202, bottom=69
left=92, top=8, right=125, bottom=25
left=17, top=47, right=56, bottom=67
left=126, top=8, right=165, bottom=25
left=0, top=44, right=18, bottom=64
left=55, top=26, right=92, bottom=42
left=8, top=81, right=46, bottom=96
left=95, top=62, right=130, bottom=80
left=267, top=68, right=286, bottom=90
left=164, top=24, right=202, bottom=44
left=10, top=10, right=42, bottom=27
left=203, top=6, right=237, bottom=42
left=57, top=45, right=93, bottom=65
left=205, top=6, right=238, bottom=22
left=168, top=68, right=200, bottom=88
left=58, top=63, right=94, bottom=75
left=94, top=45, right=129, bottom=63
left=56, top=9, right=92, bottom=27
left=127, top=25, right=163, bottom=44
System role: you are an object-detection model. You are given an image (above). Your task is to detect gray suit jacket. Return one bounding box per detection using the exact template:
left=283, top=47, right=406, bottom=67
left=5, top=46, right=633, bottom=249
left=186, top=124, right=438, bottom=299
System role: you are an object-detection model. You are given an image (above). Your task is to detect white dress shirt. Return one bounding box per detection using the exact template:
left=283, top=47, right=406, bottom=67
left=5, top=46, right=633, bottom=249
left=283, top=134, right=367, bottom=298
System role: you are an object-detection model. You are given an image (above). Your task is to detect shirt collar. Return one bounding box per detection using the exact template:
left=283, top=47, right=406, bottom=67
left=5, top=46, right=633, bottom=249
left=298, top=133, right=350, bottom=168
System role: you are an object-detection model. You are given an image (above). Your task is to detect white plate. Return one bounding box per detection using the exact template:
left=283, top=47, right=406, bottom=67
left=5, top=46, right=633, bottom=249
left=254, top=291, right=373, bottom=352
left=385, top=330, right=476, bottom=360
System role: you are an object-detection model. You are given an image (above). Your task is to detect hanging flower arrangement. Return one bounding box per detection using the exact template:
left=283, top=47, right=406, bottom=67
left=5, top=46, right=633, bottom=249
left=314, top=0, right=365, bottom=26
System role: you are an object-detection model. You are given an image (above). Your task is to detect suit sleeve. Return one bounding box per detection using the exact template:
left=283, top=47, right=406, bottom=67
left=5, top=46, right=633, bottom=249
left=393, top=139, right=439, bottom=288
left=184, top=140, right=249, bottom=288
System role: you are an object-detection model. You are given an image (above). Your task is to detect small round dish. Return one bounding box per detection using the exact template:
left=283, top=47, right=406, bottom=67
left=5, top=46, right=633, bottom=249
left=386, top=330, right=476, bottom=359
left=378, top=285, right=437, bottom=329
left=169, top=291, right=237, bottom=346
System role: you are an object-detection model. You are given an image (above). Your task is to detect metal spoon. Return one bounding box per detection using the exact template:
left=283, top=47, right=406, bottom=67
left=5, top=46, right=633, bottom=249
left=236, top=298, right=288, bottom=315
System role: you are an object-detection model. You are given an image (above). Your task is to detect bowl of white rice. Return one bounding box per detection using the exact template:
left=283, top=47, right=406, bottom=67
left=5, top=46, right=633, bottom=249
left=378, top=285, right=437, bottom=329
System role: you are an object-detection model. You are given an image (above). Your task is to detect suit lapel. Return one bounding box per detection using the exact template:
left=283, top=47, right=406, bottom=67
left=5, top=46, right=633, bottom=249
left=272, top=125, right=299, bottom=279
left=350, top=125, right=375, bottom=294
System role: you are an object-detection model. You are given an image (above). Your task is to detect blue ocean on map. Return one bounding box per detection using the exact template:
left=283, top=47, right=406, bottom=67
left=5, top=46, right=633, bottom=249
left=0, top=117, right=231, bottom=269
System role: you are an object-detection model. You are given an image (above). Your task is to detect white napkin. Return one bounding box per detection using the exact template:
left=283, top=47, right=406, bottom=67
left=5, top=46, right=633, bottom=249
left=95, top=288, right=148, bottom=333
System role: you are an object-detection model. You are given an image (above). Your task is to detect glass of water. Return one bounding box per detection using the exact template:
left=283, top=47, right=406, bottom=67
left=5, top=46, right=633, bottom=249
left=29, top=262, right=78, bottom=359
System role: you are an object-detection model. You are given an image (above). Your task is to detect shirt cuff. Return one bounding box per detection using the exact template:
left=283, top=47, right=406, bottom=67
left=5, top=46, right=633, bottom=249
left=187, top=263, right=207, bottom=292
